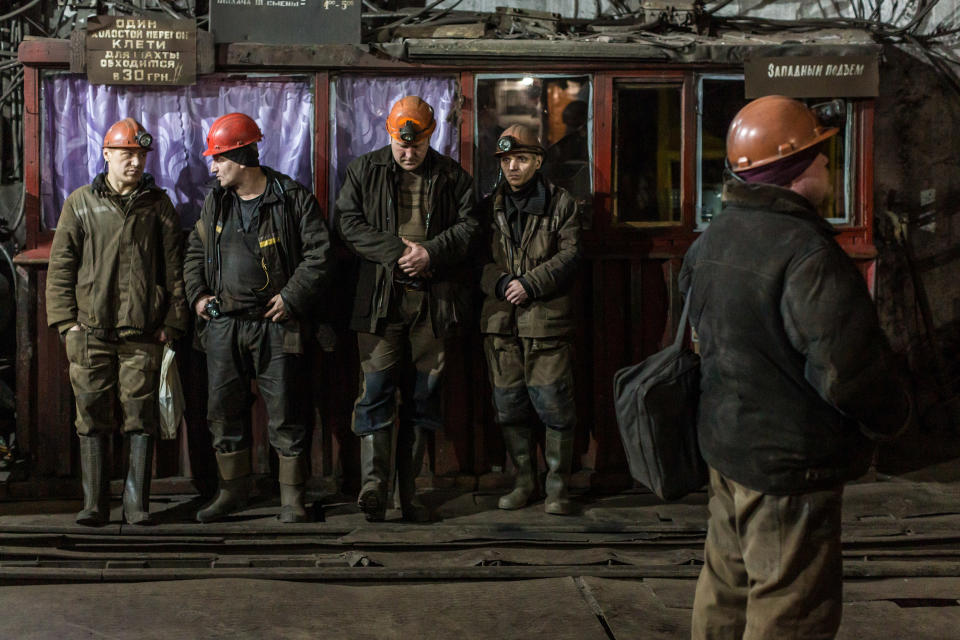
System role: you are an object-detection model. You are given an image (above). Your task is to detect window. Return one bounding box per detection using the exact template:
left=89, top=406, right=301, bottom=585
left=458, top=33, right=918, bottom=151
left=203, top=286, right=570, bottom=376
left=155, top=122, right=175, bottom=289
left=696, top=75, right=854, bottom=228
left=475, top=74, right=592, bottom=213
left=612, top=82, right=683, bottom=226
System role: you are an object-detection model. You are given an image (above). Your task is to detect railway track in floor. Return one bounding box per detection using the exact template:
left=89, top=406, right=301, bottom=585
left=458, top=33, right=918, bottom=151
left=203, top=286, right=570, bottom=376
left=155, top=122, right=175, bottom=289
left=3, top=513, right=960, bottom=584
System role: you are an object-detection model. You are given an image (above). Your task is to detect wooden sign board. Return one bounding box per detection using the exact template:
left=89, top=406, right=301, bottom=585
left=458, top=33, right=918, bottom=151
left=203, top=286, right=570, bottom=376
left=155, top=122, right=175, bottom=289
left=745, top=55, right=879, bottom=98
left=85, top=16, right=197, bottom=86
left=210, top=0, right=360, bottom=45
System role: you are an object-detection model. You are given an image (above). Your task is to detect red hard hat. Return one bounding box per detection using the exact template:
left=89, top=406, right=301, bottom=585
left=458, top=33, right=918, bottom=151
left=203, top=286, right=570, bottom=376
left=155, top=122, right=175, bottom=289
left=103, top=118, right=153, bottom=151
left=386, top=96, right=436, bottom=144
left=203, top=112, right=263, bottom=157
left=726, top=95, right=838, bottom=172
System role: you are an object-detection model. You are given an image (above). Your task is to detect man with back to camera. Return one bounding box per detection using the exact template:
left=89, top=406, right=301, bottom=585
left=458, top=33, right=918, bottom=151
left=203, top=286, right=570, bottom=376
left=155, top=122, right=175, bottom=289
left=46, top=117, right=188, bottom=526
left=184, top=112, right=332, bottom=523
left=680, top=95, right=912, bottom=639
left=476, top=124, right=581, bottom=515
left=336, top=95, right=477, bottom=523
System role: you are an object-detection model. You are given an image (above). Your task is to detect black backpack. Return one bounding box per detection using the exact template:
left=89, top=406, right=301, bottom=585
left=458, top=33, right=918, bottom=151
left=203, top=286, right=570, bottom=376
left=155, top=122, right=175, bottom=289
left=613, top=297, right=706, bottom=501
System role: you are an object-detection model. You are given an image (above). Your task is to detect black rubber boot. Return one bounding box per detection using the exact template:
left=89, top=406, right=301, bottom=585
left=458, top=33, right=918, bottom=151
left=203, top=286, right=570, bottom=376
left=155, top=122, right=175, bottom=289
left=123, top=433, right=154, bottom=525
left=544, top=428, right=574, bottom=515
left=498, top=423, right=536, bottom=510
left=278, top=453, right=308, bottom=523
left=76, top=434, right=109, bottom=526
left=358, top=429, right=392, bottom=522
left=196, top=449, right=250, bottom=523
left=397, top=425, right=431, bottom=523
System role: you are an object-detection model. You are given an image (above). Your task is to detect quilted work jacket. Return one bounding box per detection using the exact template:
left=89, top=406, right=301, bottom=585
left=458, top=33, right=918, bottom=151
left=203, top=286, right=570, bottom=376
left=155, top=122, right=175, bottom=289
left=46, top=173, right=188, bottom=338
left=477, top=176, right=581, bottom=338
left=679, top=179, right=911, bottom=494
left=335, top=146, right=477, bottom=336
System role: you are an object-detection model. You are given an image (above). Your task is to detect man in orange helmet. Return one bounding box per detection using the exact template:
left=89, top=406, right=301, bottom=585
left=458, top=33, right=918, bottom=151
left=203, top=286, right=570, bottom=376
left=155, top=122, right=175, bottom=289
left=477, top=124, right=581, bottom=515
left=184, top=112, right=332, bottom=523
left=680, top=95, right=912, bottom=639
left=336, top=95, right=477, bottom=522
left=46, top=117, right=188, bottom=526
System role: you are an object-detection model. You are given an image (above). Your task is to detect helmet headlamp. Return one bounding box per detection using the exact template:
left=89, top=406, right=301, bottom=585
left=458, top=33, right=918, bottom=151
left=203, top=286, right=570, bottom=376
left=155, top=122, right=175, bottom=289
left=399, top=121, right=419, bottom=143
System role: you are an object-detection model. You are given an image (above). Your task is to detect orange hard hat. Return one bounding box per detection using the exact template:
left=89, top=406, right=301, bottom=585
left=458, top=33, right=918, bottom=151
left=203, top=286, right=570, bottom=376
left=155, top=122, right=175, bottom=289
left=203, top=112, right=263, bottom=157
left=495, top=124, right=544, bottom=156
left=103, top=118, right=153, bottom=151
left=726, top=95, right=838, bottom=172
left=386, top=96, right=436, bottom=144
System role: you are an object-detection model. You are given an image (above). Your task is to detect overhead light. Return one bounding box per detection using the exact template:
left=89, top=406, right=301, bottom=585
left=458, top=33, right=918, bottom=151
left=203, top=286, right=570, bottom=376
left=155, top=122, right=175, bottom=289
left=520, top=77, right=535, bottom=86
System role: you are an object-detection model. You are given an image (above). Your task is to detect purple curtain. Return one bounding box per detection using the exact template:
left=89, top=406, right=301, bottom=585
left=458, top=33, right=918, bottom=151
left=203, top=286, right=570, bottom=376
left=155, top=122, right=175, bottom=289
left=42, top=74, right=314, bottom=229
left=330, top=75, right=460, bottom=209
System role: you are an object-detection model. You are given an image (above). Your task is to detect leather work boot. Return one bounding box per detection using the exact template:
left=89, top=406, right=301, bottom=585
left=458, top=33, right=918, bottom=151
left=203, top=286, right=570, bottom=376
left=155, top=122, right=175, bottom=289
left=544, top=428, right=574, bottom=515
left=498, top=423, right=536, bottom=510
left=396, top=425, right=431, bottom=523
left=76, top=434, right=109, bottom=526
left=277, top=452, right=308, bottom=523
left=196, top=449, right=251, bottom=523
left=358, top=429, right=392, bottom=522
left=122, top=432, right=154, bottom=525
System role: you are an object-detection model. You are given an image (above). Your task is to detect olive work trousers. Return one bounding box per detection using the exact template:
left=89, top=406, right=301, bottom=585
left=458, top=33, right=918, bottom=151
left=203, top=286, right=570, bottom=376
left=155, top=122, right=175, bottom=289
left=352, top=288, right=446, bottom=435
left=204, top=316, right=306, bottom=457
left=691, top=467, right=843, bottom=640
left=482, top=335, right=576, bottom=431
left=65, top=329, right=163, bottom=435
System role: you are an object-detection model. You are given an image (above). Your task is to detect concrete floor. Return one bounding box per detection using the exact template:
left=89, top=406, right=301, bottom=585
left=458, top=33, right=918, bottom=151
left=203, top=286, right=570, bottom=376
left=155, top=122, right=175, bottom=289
left=2, top=479, right=960, bottom=639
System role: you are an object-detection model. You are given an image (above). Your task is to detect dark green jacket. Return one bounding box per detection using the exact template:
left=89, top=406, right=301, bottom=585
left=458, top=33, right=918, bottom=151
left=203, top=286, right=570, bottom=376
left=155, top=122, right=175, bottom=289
left=46, top=173, right=188, bottom=338
left=679, top=179, right=911, bottom=494
left=184, top=166, right=332, bottom=353
left=478, top=178, right=581, bottom=337
left=335, top=146, right=477, bottom=335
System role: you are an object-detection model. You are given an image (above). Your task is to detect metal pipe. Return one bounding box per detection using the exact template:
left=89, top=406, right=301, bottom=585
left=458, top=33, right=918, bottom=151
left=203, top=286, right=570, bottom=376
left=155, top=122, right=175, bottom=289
left=0, top=0, right=41, bottom=23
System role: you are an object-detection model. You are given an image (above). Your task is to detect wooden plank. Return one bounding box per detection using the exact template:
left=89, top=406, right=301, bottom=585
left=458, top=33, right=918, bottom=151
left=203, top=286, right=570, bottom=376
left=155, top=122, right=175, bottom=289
left=581, top=576, right=691, bottom=639
left=394, top=23, right=488, bottom=40
left=22, top=65, right=41, bottom=250
left=34, top=270, right=74, bottom=477
left=14, top=265, right=37, bottom=462
left=0, top=577, right=610, bottom=639
left=17, top=37, right=71, bottom=66
left=220, top=43, right=411, bottom=69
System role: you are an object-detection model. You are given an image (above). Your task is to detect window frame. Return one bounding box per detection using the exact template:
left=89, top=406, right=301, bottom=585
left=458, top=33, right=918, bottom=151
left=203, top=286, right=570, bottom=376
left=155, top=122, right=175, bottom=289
left=473, top=72, right=595, bottom=199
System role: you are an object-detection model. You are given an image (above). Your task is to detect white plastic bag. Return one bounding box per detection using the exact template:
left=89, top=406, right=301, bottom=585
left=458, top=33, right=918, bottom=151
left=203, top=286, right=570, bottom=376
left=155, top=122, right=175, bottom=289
left=158, top=344, right=185, bottom=440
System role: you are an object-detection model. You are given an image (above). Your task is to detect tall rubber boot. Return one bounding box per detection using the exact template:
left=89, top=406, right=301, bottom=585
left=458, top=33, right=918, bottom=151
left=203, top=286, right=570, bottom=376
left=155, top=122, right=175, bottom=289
left=544, top=428, right=574, bottom=515
left=278, top=453, right=308, bottom=523
left=358, top=429, right=392, bottom=522
left=196, top=449, right=250, bottom=523
left=122, top=432, right=154, bottom=525
left=397, top=425, right=430, bottom=522
left=498, top=423, right=536, bottom=510
left=76, top=434, right=109, bottom=526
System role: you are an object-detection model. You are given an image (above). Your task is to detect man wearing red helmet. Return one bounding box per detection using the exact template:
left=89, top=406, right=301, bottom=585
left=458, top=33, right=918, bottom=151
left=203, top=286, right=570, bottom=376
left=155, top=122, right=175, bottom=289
left=680, top=96, right=912, bottom=639
left=477, top=124, right=581, bottom=516
left=184, top=112, right=332, bottom=523
left=336, top=95, right=477, bottom=523
left=46, top=117, right=188, bottom=526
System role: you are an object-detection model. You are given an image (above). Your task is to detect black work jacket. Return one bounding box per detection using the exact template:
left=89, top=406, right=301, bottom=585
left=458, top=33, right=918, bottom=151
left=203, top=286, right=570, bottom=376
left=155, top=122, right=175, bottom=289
left=184, top=166, right=333, bottom=353
left=335, top=145, right=477, bottom=335
left=679, top=179, right=910, bottom=494
left=477, top=177, right=581, bottom=337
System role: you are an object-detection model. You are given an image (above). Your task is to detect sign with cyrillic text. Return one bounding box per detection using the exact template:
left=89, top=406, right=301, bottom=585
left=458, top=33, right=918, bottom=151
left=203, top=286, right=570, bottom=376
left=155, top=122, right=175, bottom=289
left=745, top=55, right=878, bottom=98
left=85, top=16, right=196, bottom=86
left=210, top=0, right=360, bottom=45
